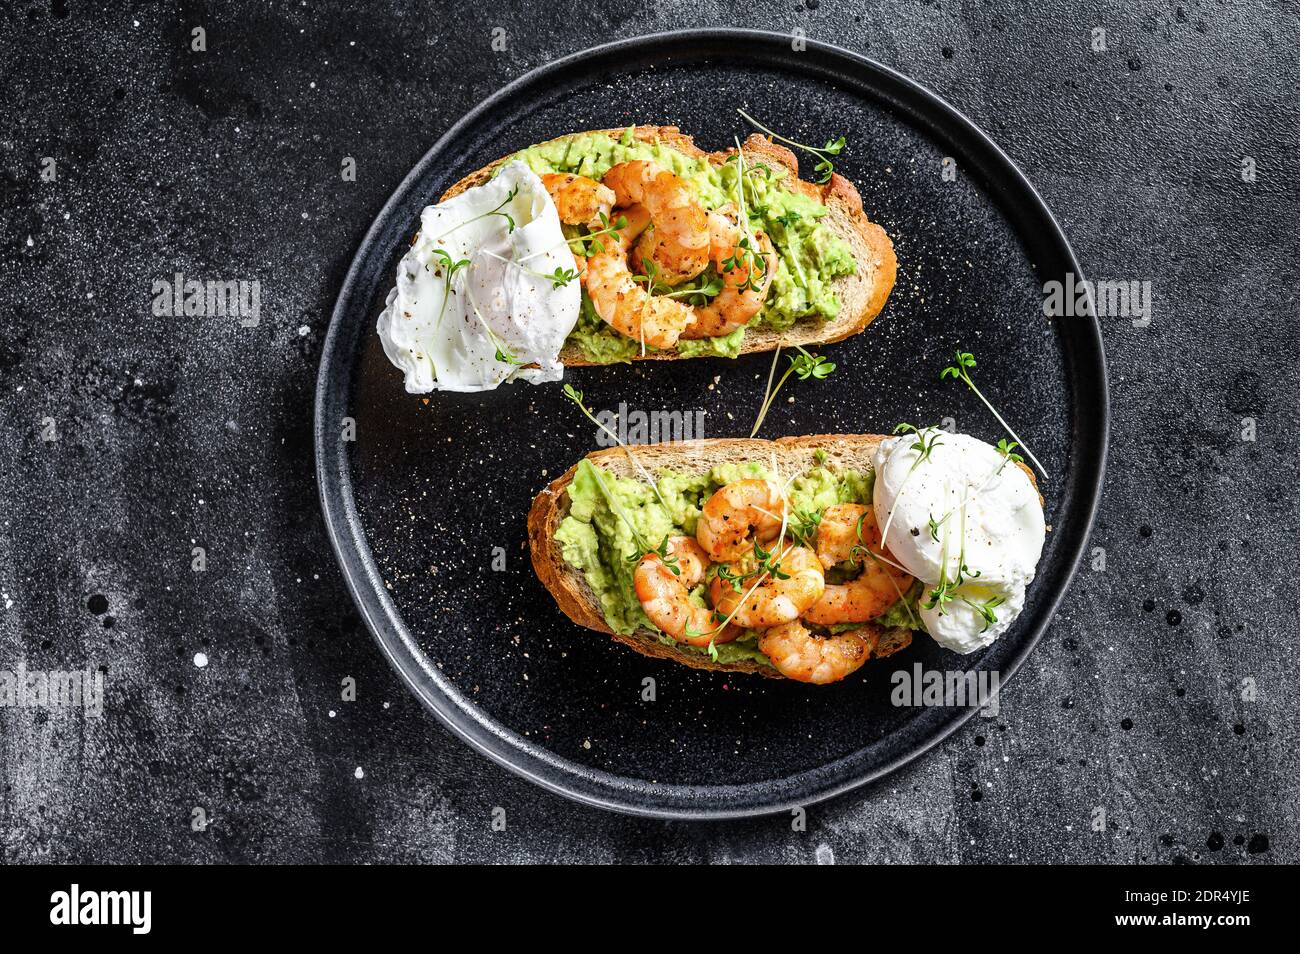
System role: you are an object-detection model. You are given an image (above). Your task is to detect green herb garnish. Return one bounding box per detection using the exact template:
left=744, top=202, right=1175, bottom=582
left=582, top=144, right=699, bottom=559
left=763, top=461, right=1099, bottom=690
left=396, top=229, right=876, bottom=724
left=429, top=248, right=471, bottom=329
left=790, top=509, right=822, bottom=548
left=941, top=350, right=1047, bottom=479
left=568, top=211, right=628, bottom=257
left=923, top=498, right=981, bottom=616
left=561, top=385, right=672, bottom=512
left=737, top=109, right=845, bottom=184
left=427, top=184, right=520, bottom=244
left=750, top=345, right=836, bottom=438
left=963, top=595, right=1006, bottom=633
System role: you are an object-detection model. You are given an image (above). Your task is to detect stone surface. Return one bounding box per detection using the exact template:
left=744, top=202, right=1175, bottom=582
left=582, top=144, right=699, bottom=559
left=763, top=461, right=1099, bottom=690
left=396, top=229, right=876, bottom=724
left=0, top=0, right=1295, bottom=863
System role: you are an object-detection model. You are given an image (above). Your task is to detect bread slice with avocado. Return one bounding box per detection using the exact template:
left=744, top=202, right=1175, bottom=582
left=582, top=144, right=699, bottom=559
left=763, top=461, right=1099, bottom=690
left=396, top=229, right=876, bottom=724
left=527, top=435, right=917, bottom=678
left=444, top=126, right=897, bottom=365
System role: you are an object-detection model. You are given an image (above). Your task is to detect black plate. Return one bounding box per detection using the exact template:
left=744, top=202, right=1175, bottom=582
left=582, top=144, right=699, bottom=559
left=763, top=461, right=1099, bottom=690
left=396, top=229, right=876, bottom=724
left=315, top=30, right=1108, bottom=818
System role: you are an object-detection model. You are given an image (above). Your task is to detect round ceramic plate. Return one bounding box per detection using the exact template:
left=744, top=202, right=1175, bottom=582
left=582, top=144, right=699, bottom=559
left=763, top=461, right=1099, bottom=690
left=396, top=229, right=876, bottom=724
left=315, top=30, right=1108, bottom=818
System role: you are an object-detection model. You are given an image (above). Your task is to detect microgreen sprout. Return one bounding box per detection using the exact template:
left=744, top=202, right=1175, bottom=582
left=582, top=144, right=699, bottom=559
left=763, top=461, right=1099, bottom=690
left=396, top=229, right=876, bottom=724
left=963, top=594, right=1006, bottom=633
left=848, top=510, right=872, bottom=565
left=567, top=211, right=628, bottom=257
left=713, top=538, right=791, bottom=594
left=460, top=276, right=521, bottom=367
left=995, top=438, right=1024, bottom=474
left=790, top=509, right=822, bottom=548
left=924, top=514, right=957, bottom=615
left=584, top=463, right=664, bottom=567
left=544, top=266, right=580, bottom=288
left=716, top=564, right=748, bottom=594
left=670, top=275, right=725, bottom=303
left=479, top=248, right=579, bottom=289
left=429, top=248, right=471, bottom=329
left=736, top=109, right=845, bottom=184
left=927, top=511, right=949, bottom=543
left=750, top=345, right=837, bottom=438
left=724, top=140, right=768, bottom=291
left=425, top=184, right=520, bottom=244
left=752, top=539, right=791, bottom=580
left=633, top=257, right=724, bottom=303
left=720, top=235, right=767, bottom=293
left=940, top=350, right=1047, bottom=479
left=685, top=537, right=800, bottom=650
left=488, top=189, right=519, bottom=232
left=561, top=385, right=671, bottom=511
left=623, top=535, right=681, bottom=577
left=923, top=496, right=981, bottom=616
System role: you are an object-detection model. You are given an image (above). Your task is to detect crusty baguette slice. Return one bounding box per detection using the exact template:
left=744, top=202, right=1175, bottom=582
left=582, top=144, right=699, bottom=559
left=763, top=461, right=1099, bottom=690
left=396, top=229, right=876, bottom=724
left=443, top=126, right=897, bottom=365
left=527, top=434, right=917, bottom=678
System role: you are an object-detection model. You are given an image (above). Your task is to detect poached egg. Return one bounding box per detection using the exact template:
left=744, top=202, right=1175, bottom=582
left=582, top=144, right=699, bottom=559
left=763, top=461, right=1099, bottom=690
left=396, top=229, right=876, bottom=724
left=873, top=430, right=1046, bottom=654
left=377, top=161, right=580, bottom=393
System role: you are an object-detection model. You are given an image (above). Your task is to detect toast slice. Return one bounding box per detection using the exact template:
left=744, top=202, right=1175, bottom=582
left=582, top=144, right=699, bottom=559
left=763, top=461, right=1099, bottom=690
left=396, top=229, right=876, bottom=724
left=527, top=434, right=916, bottom=677
left=443, top=126, right=898, bottom=365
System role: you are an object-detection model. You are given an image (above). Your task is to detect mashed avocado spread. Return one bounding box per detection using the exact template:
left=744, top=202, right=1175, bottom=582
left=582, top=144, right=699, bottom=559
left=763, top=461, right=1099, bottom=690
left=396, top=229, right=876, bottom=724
left=512, top=129, right=858, bottom=363
left=554, top=458, right=923, bottom=666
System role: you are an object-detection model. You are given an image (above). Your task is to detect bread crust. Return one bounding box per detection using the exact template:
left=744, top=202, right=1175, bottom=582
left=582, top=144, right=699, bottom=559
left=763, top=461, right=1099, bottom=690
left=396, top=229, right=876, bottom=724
left=527, top=434, right=922, bottom=678
left=443, top=126, right=897, bottom=365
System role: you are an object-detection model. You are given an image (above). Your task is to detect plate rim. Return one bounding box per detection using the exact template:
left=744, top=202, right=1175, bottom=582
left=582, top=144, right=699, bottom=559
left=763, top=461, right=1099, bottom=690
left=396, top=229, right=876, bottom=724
left=314, top=28, right=1110, bottom=820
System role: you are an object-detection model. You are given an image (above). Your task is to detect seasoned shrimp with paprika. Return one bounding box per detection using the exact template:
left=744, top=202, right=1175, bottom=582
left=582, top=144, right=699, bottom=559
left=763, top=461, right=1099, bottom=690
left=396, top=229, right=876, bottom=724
left=803, top=504, right=915, bottom=625
left=680, top=210, right=777, bottom=339
left=603, top=160, right=711, bottom=286
left=583, top=204, right=700, bottom=349
left=634, top=536, right=738, bottom=648
left=758, top=619, right=880, bottom=684
left=540, top=172, right=614, bottom=228
left=695, top=478, right=787, bottom=562
left=708, top=542, right=825, bottom=629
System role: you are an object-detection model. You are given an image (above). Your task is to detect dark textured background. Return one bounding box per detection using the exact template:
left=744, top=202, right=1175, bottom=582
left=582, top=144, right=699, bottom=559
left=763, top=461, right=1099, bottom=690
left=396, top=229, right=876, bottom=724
left=1, top=0, right=1295, bottom=863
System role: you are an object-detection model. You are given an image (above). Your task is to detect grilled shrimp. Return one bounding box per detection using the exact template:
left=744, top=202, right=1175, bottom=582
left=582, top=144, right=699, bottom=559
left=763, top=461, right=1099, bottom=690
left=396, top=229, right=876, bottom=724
left=634, top=536, right=739, bottom=648
left=813, top=503, right=874, bottom=569
left=695, top=478, right=788, bottom=562
left=583, top=204, right=699, bottom=350
left=758, top=619, right=879, bottom=684
left=803, top=504, right=915, bottom=625
left=679, top=210, right=777, bottom=340
left=709, top=542, right=825, bottom=629
left=541, top=173, right=615, bottom=228
left=603, top=160, right=711, bottom=286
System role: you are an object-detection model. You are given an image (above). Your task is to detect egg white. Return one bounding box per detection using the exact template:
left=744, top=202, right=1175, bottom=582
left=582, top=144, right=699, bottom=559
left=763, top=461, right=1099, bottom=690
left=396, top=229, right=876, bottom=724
left=377, top=161, right=580, bottom=393
left=873, top=430, right=1045, bottom=654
